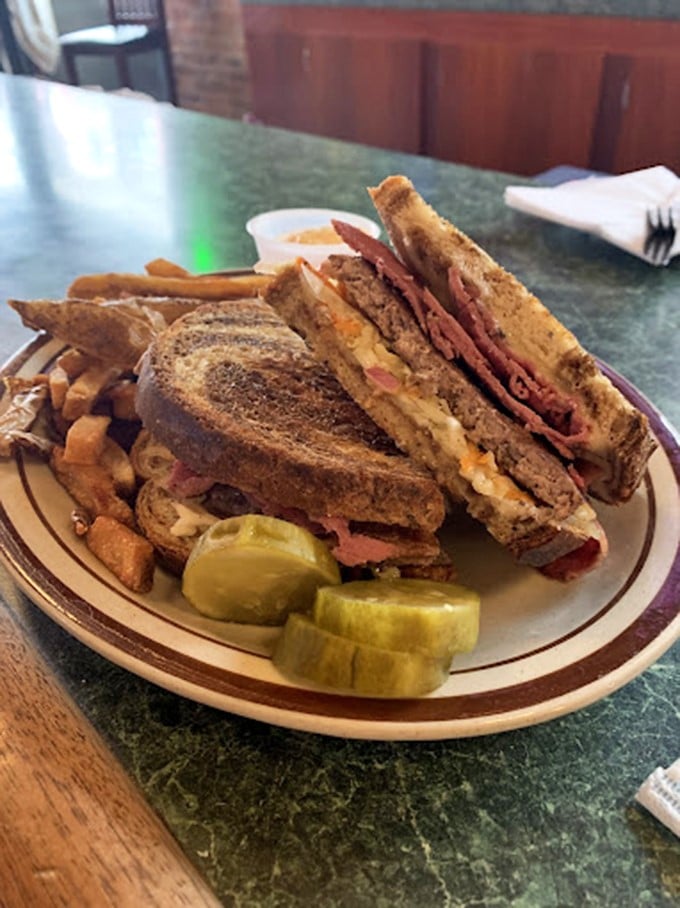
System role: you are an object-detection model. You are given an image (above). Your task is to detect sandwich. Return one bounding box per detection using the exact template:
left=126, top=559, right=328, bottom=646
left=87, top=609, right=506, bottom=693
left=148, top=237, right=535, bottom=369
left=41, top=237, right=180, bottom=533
left=134, top=297, right=452, bottom=577
left=263, top=175, right=656, bottom=580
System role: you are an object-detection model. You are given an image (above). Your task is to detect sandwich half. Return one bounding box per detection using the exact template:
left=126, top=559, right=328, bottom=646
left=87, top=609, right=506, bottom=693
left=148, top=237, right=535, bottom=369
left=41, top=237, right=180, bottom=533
left=265, top=262, right=606, bottom=579
left=264, top=178, right=653, bottom=580
left=366, top=175, right=655, bottom=503
left=135, top=298, right=450, bottom=576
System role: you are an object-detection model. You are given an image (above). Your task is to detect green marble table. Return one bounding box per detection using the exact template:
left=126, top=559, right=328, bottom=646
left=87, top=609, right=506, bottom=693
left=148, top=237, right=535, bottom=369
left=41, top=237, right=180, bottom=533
left=0, top=74, right=678, bottom=906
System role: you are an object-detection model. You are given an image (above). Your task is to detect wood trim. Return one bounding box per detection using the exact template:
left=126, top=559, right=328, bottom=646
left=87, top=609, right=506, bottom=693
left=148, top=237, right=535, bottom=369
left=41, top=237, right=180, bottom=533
left=243, top=7, right=680, bottom=50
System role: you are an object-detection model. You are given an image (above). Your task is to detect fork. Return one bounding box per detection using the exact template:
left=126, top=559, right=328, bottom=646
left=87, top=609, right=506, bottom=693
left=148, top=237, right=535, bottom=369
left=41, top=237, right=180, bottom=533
left=644, top=206, right=677, bottom=265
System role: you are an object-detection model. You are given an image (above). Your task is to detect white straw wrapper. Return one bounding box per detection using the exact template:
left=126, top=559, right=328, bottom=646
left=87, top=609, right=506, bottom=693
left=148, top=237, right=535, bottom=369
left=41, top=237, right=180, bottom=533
left=635, top=758, right=680, bottom=837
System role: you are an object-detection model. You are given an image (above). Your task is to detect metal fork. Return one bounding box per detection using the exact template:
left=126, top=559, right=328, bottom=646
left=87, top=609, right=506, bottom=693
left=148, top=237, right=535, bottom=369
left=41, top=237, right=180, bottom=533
left=644, top=207, right=677, bottom=265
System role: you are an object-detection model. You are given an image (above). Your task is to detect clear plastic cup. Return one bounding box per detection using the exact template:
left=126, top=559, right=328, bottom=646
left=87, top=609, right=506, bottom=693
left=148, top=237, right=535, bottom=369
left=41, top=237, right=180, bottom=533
left=245, top=207, right=381, bottom=271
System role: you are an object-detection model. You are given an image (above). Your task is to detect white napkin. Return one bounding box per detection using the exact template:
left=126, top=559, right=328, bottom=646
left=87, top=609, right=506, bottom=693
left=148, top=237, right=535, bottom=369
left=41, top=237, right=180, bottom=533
left=504, top=165, right=680, bottom=265
left=635, top=758, right=680, bottom=837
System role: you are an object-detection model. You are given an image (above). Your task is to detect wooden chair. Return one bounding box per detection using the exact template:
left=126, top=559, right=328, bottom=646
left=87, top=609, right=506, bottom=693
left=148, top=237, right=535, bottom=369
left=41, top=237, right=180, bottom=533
left=59, top=0, right=177, bottom=104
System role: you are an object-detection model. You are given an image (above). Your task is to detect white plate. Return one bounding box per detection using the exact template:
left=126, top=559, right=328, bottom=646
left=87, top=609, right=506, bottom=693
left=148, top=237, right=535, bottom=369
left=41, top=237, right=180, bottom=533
left=1, top=335, right=679, bottom=740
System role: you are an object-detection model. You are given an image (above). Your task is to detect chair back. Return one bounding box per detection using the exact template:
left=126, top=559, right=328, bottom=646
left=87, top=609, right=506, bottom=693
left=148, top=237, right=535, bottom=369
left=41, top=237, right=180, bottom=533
left=108, top=0, right=165, bottom=28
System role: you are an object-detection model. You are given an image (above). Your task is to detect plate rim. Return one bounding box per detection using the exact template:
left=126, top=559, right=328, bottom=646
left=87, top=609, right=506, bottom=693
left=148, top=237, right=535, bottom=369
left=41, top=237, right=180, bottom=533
left=1, top=333, right=678, bottom=741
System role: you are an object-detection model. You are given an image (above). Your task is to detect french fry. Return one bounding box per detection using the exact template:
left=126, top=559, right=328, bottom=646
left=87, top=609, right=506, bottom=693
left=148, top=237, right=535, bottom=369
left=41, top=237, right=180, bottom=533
left=49, top=365, right=70, bottom=410
left=66, top=271, right=272, bottom=301
left=100, top=436, right=136, bottom=497
left=50, top=446, right=135, bottom=527
left=62, top=362, right=121, bottom=421
left=86, top=515, right=155, bottom=593
left=56, top=348, right=92, bottom=379
left=63, top=414, right=111, bottom=465
left=144, top=257, right=191, bottom=278
left=129, top=297, right=214, bottom=324
left=105, top=379, right=138, bottom=421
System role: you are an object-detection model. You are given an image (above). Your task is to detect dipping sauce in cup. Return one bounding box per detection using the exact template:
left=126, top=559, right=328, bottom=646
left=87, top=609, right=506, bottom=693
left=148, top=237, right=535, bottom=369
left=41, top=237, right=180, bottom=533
left=281, top=225, right=343, bottom=245
left=246, top=208, right=381, bottom=271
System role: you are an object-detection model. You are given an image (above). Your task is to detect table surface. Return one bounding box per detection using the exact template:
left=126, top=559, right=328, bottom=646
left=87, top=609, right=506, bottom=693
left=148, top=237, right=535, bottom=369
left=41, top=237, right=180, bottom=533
left=0, top=73, right=678, bottom=907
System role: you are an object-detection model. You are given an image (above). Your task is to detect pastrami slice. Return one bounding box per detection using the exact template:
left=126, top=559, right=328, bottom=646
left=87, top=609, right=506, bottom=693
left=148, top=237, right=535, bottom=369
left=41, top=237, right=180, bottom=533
left=332, top=218, right=589, bottom=462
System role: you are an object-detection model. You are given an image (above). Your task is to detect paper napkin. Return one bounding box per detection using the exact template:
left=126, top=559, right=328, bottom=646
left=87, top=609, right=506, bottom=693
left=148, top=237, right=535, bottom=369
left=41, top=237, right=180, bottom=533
left=635, top=758, right=680, bottom=837
left=504, top=165, right=680, bottom=265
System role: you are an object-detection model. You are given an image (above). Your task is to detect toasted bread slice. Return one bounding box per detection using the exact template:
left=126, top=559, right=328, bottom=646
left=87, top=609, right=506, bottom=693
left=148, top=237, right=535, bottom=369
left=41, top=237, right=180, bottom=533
left=135, top=299, right=445, bottom=533
left=8, top=297, right=168, bottom=370
left=134, top=479, right=195, bottom=575
left=369, top=175, right=655, bottom=503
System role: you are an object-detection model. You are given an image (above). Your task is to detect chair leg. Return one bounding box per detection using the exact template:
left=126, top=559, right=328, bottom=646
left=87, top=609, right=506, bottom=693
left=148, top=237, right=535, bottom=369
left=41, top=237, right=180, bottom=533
left=114, top=49, right=132, bottom=89
left=62, top=49, right=79, bottom=85
left=161, top=45, right=177, bottom=105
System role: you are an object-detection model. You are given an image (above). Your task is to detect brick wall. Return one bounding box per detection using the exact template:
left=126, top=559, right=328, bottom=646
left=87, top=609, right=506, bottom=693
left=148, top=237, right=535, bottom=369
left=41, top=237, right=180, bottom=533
left=165, top=0, right=252, bottom=118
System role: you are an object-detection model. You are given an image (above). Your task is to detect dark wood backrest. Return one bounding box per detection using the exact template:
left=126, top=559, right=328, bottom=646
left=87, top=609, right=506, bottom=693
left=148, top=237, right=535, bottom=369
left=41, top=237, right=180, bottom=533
left=107, top=0, right=164, bottom=28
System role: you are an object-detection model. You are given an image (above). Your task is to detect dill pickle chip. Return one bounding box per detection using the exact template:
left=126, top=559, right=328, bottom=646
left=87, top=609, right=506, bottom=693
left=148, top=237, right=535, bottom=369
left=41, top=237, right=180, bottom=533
left=182, top=515, right=341, bottom=624
left=313, top=579, right=480, bottom=659
left=273, top=614, right=450, bottom=697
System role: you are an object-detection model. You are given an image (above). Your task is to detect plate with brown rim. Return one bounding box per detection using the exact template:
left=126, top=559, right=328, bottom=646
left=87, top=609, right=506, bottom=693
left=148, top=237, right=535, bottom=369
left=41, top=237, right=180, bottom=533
left=1, top=334, right=678, bottom=740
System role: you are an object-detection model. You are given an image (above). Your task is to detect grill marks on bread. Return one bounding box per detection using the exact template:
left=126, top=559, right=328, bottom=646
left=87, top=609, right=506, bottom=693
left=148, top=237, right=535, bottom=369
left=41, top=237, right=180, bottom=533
left=163, top=304, right=404, bottom=454
left=135, top=300, right=445, bottom=532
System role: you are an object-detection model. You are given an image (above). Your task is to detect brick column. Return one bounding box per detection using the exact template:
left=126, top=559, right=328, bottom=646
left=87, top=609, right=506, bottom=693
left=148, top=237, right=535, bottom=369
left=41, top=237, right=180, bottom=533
left=164, top=0, right=252, bottom=118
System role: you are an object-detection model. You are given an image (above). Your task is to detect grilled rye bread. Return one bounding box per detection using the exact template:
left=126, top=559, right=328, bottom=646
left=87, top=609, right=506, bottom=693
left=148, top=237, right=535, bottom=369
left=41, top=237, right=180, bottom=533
left=135, top=474, right=444, bottom=577
left=369, top=175, right=655, bottom=504
left=265, top=263, right=606, bottom=576
left=135, top=299, right=448, bottom=570
left=135, top=479, right=198, bottom=575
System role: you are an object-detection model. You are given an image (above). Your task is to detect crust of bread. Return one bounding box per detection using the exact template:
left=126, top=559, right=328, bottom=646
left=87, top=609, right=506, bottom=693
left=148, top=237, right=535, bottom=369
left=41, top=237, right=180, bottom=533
left=135, top=300, right=445, bottom=533
left=134, top=479, right=195, bottom=575
left=129, top=428, right=175, bottom=483
left=266, top=263, right=606, bottom=571
left=369, top=175, right=655, bottom=503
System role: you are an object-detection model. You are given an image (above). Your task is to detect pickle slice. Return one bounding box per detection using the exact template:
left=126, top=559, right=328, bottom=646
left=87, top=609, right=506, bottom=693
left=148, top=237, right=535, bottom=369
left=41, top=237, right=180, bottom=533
left=313, top=579, right=480, bottom=659
left=182, top=514, right=341, bottom=624
left=273, top=614, right=450, bottom=697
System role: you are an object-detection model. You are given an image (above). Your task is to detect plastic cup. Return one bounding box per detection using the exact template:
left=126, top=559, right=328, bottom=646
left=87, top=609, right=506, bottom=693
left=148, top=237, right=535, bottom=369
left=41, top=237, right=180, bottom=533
left=245, top=207, right=381, bottom=270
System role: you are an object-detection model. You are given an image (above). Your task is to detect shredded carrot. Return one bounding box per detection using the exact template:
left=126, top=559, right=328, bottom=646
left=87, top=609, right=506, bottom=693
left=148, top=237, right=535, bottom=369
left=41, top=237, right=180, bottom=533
left=329, top=310, right=363, bottom=339
left=460, top=444, right=531, bottom=503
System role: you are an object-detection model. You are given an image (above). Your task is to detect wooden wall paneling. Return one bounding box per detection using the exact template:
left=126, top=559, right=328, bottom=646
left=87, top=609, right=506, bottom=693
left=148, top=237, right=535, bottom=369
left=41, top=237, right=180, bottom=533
left=243, top=8, right=680, bottom=176
left=592, top=52, right=680, bottom=174
left=422, top=40, right=605, bottom=176
left=246, top=30, right=423, bottom=153
left=245, top=31, right=306, bottom=130
left=589, top=54, right=631, bottom=173
left=242, top=8, right=672, bottom=49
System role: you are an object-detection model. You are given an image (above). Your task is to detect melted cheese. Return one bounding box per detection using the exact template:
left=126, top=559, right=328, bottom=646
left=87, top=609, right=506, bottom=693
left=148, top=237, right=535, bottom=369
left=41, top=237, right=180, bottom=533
left=302, top=265, right=532, bottom=510
left=170, top=500, right=218, bottom=538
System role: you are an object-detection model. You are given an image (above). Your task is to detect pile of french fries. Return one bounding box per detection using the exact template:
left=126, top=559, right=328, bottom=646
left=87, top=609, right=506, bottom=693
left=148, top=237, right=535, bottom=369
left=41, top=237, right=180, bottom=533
left=1, top=258, right=271, bottom=593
